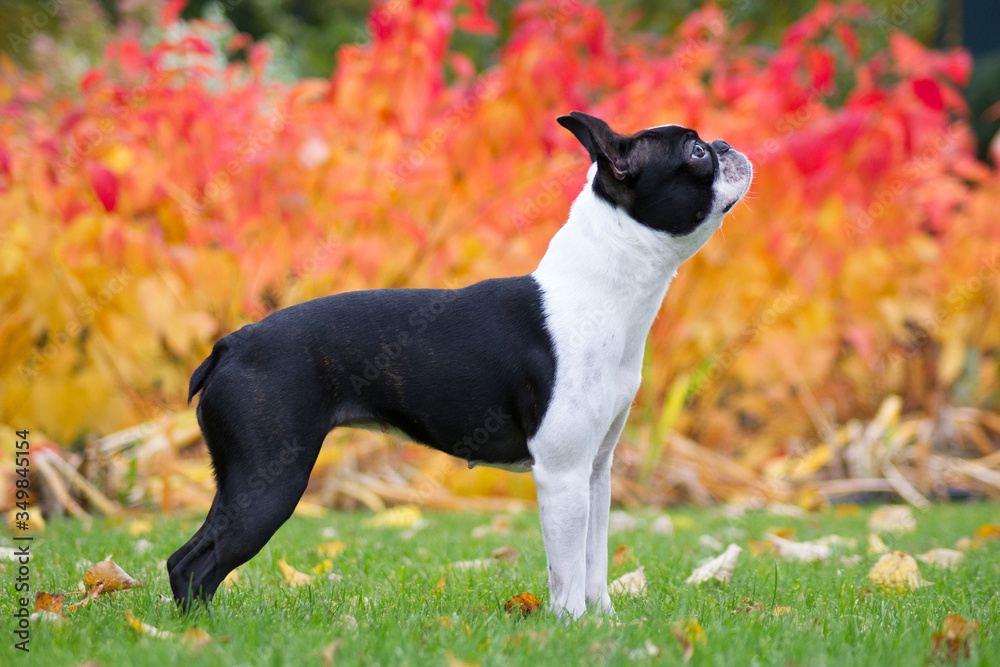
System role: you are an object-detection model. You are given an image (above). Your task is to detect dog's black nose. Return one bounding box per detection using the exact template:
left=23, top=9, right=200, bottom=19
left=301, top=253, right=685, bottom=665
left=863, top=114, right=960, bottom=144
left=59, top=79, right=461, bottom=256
left=712, top=139, right=730, bottom=154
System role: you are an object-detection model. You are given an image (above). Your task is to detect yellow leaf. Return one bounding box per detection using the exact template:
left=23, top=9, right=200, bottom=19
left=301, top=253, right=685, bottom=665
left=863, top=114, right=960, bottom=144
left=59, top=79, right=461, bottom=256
left=312, top=559, right=333, bottom=574
left=125, top=609, right=173, bottom=638
left=971, top=523, right=1000, bottom=548
left=867, top=551, right=932, bottom=591
left=128, top=519, right=152, bottom=536
left=362, top=505, right=425, bottom=530
left=279, top=559, right=314, bottom=587
left=867, top=533, right=890, bottom=555
left=671, top=618, right=706, bottom=662
left=222, top=568, right=240, bottom=589
left=833, top=504, right=860, bottom=518
left=316, top=541, right=346, bottom=558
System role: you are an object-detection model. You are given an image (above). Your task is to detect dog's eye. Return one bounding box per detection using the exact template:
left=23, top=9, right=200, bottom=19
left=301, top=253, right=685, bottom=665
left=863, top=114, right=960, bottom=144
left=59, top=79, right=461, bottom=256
left=692, top=144, right=707, bottom=159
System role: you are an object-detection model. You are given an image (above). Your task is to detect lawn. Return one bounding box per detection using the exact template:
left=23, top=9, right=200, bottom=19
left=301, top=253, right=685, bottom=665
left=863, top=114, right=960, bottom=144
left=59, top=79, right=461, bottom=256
left=3, top=501, right=999, bottom=666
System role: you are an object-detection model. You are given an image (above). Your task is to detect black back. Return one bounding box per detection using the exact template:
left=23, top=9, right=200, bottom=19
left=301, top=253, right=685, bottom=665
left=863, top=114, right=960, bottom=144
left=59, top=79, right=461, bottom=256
left=226, top=276, right=556, bottom=465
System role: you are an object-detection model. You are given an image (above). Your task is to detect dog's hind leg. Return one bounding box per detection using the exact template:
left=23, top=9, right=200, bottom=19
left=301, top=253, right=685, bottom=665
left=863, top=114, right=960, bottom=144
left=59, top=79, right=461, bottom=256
left=168, top=371, right=329, bottom=610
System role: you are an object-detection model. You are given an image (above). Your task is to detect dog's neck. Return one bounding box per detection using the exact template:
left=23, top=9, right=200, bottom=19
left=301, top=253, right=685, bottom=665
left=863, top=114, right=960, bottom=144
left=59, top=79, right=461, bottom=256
left=532, top=166, right=721, bottom=339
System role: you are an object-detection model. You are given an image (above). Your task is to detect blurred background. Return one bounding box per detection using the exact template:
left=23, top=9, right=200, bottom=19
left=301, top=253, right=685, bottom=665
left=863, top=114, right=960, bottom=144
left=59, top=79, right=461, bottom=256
left=1, top=0, right=999, bottom=522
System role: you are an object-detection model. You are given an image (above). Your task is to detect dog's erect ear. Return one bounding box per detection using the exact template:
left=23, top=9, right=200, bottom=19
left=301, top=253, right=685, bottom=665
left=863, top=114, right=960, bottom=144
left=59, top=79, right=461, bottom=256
left=557, top=111, right=634, bottom=180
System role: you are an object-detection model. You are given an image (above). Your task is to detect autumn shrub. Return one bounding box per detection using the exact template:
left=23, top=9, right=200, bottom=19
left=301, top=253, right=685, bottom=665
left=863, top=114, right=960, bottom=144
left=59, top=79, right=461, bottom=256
left=1, top=0, right=997, bottom=473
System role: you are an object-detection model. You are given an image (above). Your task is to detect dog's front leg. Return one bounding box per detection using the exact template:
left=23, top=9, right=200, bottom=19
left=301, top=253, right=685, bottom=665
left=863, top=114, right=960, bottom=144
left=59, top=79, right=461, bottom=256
left=532, top=462, right=591, bottom=619
left=585, top=409, right=629, bottom=614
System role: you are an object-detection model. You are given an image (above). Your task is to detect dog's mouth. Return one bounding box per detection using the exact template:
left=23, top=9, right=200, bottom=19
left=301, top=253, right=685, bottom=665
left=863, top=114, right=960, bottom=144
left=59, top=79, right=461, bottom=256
left=716, top=150, right=753, bottom=215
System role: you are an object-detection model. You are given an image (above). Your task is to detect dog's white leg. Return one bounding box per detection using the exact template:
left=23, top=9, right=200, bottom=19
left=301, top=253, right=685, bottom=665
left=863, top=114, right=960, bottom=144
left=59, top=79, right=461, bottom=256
left=585, top=409, right=628, bottom=613
left=532, top=461, right=591, bottom=619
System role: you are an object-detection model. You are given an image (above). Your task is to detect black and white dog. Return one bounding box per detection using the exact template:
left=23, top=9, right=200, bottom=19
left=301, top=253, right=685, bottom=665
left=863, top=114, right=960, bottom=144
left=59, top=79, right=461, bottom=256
left=167, top=112, right=752, bottom=617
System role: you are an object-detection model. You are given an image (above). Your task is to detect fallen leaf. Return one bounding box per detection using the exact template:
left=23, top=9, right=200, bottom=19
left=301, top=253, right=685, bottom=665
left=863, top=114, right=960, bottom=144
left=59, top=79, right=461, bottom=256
left=834, top=503, right=860, bottom=517
left=867, top=551, right=932, bottom=591
left=449, top=559, right=495, bottom=571
left=128, top=519, right=153, bottom=536
left=83, top=557, right=141, bottom=594
left=767, top=502, right=808, bottom=518
left=504, top=592, right=542, bottom=617
left=773, top=606, right=794, bottom=616
left=931, top=613, right=978, bottom=662
left=698, top=534, right=724, bottom=551
left=628, top=639, right=661, bottom=660
left=609, top=511, right=642, bottom=533
left=362, top=505, right=426, bottom=530
left=769, top=527, right=797, bottom=540
left=445, top=653, right=481, bottom=667
left=609, top=565, right=647, bottom=597
left=671, top=617, right=705, bottom=662
left=867, top=506, right=916, bottom=534
left=125, top=609, right=174, bottom=638
left=650, top=514, right=674, bottom=536
left=916, top=548, right=964, bottom=570
left=183, top=627, right=212, bottom=651
left=747, top=539, right=776, bottom=557
left=471, top=515, right=512, bottom=539
left=672, top=516, right=695, bottom=530
left=812, top=535, right=858, bottom=549
left=33, top=592, right=64, bottom=615
left=321, top=638, right=344, bottom=667
left=686, top=544, right=742, bottom=585
left=316, top=541, right=346, bottom=558
left=971, top=523, right=1000, bottom=548
left=312, top=559, right=333, bottom=574
left=435, top=575, right=447, bottom=592
left=490, top=546, right=520, bottom=562
left=66, top=584, right=103, bottom=613
left=766, top=534, right=831, bottom=562
left=279, top=558, right=314, bottom=587
left=612, top=545, right=635, bottom=568
left=867, top=533, right=890, bottom=554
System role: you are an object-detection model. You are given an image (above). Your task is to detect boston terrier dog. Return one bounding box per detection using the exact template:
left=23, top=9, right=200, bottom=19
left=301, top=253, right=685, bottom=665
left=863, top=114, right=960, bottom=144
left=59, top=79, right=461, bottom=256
left=167, top=111, right=752, bottom=618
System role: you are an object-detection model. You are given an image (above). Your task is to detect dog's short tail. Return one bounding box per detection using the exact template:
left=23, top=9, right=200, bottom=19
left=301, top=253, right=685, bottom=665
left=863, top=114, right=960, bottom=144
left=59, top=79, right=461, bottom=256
left=188, top=340, right=228, bottom=404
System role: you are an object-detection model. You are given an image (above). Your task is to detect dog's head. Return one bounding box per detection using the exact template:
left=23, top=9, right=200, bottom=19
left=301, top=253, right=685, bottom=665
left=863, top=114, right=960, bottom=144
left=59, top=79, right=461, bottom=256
left=557, top=111, right=752, bottom=244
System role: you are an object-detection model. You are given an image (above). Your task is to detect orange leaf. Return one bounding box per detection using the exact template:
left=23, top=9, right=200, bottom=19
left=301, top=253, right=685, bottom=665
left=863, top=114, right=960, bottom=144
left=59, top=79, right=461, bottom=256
left=83, top=557, right=141, bottom=595
left=33, top=592, right=64, bottom=615
left=504, top=592, right=542, bottom=617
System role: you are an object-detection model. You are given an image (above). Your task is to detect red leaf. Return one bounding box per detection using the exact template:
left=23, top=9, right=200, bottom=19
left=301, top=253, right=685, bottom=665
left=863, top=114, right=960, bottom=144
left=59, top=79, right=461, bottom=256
left=80, top=68, right=105, bottom=91
left=912, top=78, right=944, bottom=110
left=161, top=0, right=186, bottom=28
left=0, top=141, right=11, bottom=177
left=457, top=14, right=499, bottom=36
left=180, top=35, right=215, bottom=56
left=85, top=161, right=118, bottom=212
left=834, top=24, right=859, bottom=61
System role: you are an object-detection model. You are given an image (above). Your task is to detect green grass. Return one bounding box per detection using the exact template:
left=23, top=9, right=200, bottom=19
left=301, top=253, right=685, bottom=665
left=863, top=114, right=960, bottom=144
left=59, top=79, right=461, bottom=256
left=3, top=501, right=999, bottom=665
